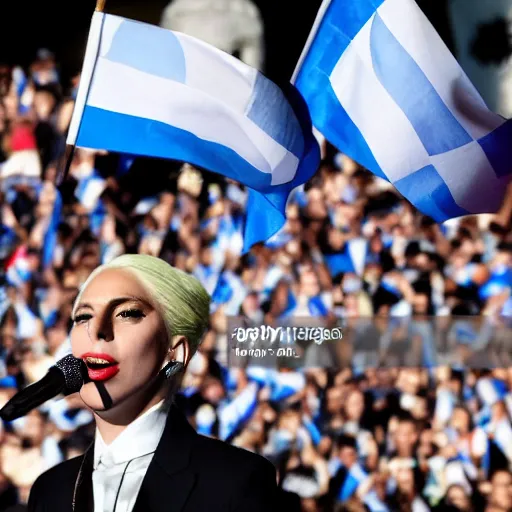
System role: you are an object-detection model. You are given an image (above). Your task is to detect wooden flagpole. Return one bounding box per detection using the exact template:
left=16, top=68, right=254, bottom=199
left=57, top=0, right=107, bottom=186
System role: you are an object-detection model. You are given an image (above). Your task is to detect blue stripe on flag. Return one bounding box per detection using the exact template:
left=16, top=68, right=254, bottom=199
left=105, top=19, right=187, bottom=83
left=309, top=296, right=329, bottom=317
left=370, top=14, right=472, bottom=156
left=243, top=141, right=318, bottom=251
left=482, top=438, right=491, bottom=477
left=478, top=119, right=512, bottom=178
left=303, top=416, right=322, bottom=445
left=323, top=238, right=368, bottom=277
left=394, top=165, right=470, bottom=220
left=42, top=191, right=62, bottom=268
left=295, top=73, right=387, bottom=182
left=79, top=106, right=273, bottom=190
left=324, top=252, right=355, bottom=277
left=219, top=382, right=259, bottom=441
left=0, top=375, right=17, bottom=388
left=270, top=372, right=306, bottom=401
left=339, top=472, right=360, bottom=502
left=0, top=288, right=10, bottom=320
left=242, top=83, right=320, bottom=251
left=211, top=273, right=233, bottom=304
left=293, top=0, right=388, bottom=180
left=303, top=0, right=387, bottom=72
left=247, top=73, right=304, bottom=158
left=244, top=189, right=286, bottom=252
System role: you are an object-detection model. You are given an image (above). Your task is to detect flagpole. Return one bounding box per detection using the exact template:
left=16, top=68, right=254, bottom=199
left=290, top=0, right=332, bottom=84
left=57, top=0, right=107, bottom=186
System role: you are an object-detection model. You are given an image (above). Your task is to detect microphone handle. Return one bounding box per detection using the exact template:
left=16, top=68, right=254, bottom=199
left=0, top=366, right=66, bottom=422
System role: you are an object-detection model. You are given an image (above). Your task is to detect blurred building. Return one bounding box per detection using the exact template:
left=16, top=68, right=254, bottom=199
left=449, top=0, right=512, bottom=117
left=160, top=0, right=264, bottom=70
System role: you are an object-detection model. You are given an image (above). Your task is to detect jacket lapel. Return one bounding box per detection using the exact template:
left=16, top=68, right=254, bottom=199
left=132, top=404, right=197, bottom=512
left=72, top=445, right=95, bottom=512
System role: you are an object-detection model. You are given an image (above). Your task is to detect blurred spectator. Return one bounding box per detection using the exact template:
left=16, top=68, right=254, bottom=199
left=1, top=31, right=512, bottom=512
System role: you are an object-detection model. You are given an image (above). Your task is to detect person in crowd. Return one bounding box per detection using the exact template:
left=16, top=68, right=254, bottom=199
left=0, top=47, right=512, bottom=511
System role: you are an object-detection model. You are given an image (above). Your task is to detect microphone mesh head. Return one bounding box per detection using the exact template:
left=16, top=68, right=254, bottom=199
left=54, top=355, right=86, bottom=393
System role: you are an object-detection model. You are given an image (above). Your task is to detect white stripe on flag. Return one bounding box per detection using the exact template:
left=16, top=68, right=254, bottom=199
left=330, top=15, right=430, bottom=181
left=495, top=420, right=512, bottom=463
left=347, top=238, right=367, bottom=276
left=377, top=0, right=503, bottom=140
left=88, top=59, right=297, bottom=185
left=175, top=33, right=259, bottom=114
left=79, top=177, right=107, bottom=210
left=98, top=15, right=259, bottom=115
left=68, top=12, right=105, bottom=145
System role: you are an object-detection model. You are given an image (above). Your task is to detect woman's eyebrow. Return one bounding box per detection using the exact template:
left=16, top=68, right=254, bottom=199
left=75, top=302, right=94, bottom=311
left=113, top=296, right=154, bottom=309
left=75, top=296, right=153, bottom=311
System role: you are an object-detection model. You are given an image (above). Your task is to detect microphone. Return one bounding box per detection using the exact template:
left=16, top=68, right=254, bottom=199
left=0, top=354, right=87, bottom=422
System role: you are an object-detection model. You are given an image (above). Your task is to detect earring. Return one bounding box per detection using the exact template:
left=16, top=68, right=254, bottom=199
left=161, top=360, right=184, bottom=380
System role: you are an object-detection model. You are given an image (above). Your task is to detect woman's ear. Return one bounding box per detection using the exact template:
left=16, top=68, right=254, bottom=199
left=170, top=335, right=190, bottom=366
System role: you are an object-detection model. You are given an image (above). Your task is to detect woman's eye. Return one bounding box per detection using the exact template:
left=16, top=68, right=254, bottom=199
left=117, top=309, right=146, bottom=319
left=73, top=314, right=92, bottom=324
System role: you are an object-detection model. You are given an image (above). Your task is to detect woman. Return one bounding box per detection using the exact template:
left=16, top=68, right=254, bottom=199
left=28, top=254, right=277, bottom=512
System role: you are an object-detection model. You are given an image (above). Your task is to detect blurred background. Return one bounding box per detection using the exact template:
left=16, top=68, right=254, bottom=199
left=1, top=0, right=512, bottom=511
left=0, top=0, right=455, bottom=88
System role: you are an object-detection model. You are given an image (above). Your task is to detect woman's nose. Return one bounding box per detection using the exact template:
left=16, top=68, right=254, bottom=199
left=97, top=330, right=108, bottom=341
left=89, top=317, right=114, bottom=342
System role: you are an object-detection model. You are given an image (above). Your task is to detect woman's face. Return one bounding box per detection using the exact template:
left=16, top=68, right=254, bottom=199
left=71, top=268, right=168, bottom=414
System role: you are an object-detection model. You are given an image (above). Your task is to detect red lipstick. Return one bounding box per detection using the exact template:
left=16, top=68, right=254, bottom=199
left=81, top=353, right=119, bottom=382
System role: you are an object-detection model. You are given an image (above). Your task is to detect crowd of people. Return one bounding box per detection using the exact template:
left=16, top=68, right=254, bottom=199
left=0, top=41, right=512, bottom=512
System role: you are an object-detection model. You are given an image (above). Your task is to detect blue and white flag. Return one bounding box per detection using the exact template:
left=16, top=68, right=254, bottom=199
left=0, top=287, right=10, bottom=321
left=42, top=190, right=63, bottom=269
left=324, top=237, right=368, bottom=277
left=218, top=381, right=259, bottom=441
left=479, top=264, right=512, bottom=300
left=476, top=377, right=508, bottom=407
left=294, top=0, right=512, bottom=221
left=496, top=422, right=512, bottom=464
left=302, top=415, right=322, bottom=445
left=75, top=170, right=107, bottom=211
left=68, top=12, right=320, bottom=250
left=246, top=367, right=306, bottom=401
left=211, top=270, right=248, bottom=316
left=338, top=462, right=369, bottom=502
left=13, top=302, right=39, bottom=340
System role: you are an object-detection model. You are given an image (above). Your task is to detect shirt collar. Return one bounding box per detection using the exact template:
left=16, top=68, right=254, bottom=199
left=94, top=400, right=169, bottom=469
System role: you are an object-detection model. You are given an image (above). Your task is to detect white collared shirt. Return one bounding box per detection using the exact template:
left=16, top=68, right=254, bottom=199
left=92, top=400, right=168, bottom=512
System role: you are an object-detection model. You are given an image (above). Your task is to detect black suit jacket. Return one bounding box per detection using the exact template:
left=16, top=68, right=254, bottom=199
left=27, top=404, right=278, bottom=512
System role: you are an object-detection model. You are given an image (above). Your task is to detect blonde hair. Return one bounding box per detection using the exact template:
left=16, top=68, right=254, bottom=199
left=72, top=254, right=211, bottom=356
